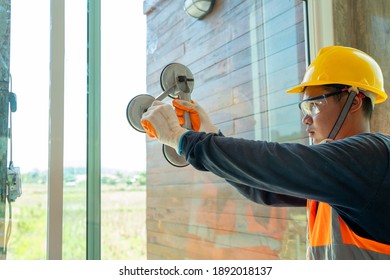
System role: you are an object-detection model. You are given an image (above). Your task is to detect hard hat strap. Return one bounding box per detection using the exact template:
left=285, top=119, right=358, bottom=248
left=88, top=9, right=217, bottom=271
left=327, top=91, right=357, bottom=140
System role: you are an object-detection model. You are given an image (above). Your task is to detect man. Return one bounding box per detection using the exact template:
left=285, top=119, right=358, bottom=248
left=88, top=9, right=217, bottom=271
left=140, top=46, right=390, bottom=259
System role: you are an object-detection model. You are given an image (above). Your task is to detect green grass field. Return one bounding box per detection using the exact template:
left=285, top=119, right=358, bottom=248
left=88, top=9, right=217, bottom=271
left=5, top=183, right=146, bottom=260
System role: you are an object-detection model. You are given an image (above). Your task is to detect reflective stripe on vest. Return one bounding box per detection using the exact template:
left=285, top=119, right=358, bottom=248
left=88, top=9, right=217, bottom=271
left=307, top=200, right=390, bottom=260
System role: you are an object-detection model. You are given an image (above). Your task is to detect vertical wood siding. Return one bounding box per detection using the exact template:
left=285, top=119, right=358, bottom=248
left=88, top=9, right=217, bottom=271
left=145, top=0, right=307, bottom=260
left=333, top=0, right=390, bottom=134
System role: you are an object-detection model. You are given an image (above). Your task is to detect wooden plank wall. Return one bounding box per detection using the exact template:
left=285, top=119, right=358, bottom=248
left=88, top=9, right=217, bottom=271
left=144, top=0, right=307, bottom=260
left=333, top=0, right=390, bottom=134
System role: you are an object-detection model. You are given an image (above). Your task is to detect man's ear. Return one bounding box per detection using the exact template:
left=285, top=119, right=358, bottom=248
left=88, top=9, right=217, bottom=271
left=349, top=94, right=364, bottom=113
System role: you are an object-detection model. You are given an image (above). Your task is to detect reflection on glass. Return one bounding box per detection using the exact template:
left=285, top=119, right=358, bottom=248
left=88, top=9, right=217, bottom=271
left=145, top=0, right=308, bottom=259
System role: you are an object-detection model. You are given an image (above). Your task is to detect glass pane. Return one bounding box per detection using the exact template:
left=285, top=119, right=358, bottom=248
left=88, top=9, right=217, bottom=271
left=144, top=0, right=307, bottom=259
left=7, top=0, right=50, bottom=259
left=101, top=0, right=147, bottom=259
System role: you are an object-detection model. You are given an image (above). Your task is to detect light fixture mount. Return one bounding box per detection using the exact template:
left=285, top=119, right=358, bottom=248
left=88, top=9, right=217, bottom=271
left=184, top=0, right=216, bottom=19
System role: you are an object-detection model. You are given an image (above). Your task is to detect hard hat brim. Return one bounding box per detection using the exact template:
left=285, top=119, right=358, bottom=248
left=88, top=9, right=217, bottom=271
left=286, top=81, right=387, bottom=104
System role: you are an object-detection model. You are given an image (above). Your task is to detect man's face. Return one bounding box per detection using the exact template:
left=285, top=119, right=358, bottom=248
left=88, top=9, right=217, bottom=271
left=301, top=86, right=345, bottom=144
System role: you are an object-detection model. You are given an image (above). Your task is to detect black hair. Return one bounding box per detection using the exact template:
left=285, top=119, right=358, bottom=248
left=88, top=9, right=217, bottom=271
left=325, top=84, right=373, bottom=119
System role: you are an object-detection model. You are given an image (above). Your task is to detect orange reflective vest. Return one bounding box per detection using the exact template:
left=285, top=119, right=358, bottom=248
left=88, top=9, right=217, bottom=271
left=307, top=200, right=390, bottom=259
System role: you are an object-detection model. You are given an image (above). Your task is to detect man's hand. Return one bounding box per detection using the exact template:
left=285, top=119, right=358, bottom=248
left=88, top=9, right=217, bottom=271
left=141, top=100, right=188, bottom=153
left=172, top=99, right=219, bottom=134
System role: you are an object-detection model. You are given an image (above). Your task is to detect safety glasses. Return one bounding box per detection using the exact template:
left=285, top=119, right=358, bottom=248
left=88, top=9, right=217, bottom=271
left=298, top=89, right=348, bottom=117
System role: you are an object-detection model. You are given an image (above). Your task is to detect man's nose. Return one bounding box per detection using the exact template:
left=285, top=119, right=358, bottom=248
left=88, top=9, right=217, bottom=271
left=302, top=114, right=313, bottom=125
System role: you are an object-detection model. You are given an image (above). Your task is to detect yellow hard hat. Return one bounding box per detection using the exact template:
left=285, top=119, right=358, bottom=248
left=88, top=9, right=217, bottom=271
left=286, top=46, right=387, bottom=104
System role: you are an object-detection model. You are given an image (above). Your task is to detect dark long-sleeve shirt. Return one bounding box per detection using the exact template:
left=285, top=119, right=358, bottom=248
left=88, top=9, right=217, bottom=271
left=180, top=131, right=390, bottom=245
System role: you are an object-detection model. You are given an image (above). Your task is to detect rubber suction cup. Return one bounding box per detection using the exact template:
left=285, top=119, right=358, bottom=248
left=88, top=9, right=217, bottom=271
left=162, top=145, right=189, bottom=167
left=160, top=63, right=194, bottom=99
left=126, top=94, right=155, bottom=132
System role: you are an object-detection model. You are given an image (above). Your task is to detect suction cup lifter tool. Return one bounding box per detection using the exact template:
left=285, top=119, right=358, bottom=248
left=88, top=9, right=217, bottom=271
left=126, top=63, right=194, bottom=167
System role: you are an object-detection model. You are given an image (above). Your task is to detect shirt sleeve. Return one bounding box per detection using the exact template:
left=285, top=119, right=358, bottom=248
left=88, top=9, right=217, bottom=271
left=226, top=179, right=307, bottom=207
left=180, top=131, right=388, bottom=209
left=178, top=130, right=306, bottom=207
